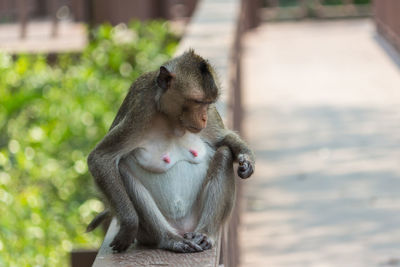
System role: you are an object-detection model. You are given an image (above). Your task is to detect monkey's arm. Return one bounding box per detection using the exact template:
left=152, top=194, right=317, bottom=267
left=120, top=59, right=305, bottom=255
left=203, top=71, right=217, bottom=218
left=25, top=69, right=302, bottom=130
left=204, top=106, right=255, bottom=179
left=88, top=74, right=159, bottom=251
left=217, top=130, right=255, bottom=179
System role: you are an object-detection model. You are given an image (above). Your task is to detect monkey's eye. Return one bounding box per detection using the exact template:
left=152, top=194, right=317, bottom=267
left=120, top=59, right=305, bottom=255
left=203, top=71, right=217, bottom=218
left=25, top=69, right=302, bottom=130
left=193, top=100, right=203, bottom=104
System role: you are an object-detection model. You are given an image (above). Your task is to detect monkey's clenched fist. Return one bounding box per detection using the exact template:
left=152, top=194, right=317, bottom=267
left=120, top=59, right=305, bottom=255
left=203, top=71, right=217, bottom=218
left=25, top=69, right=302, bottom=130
left=238, top=153, right=254, bottom=179
left=86, top=50, right=255, bottom=253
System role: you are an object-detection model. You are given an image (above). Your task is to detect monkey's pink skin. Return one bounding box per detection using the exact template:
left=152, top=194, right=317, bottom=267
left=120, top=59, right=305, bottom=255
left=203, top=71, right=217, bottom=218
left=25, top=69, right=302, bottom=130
left=190, top=149, right=198, bottom=157
left=162, top=155, right=171, bottom=163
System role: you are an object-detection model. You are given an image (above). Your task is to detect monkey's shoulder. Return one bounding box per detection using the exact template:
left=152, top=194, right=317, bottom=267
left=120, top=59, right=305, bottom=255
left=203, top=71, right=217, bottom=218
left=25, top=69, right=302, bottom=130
left=129, top=71, right=158, bottom=93
left=109, top=71, right=159, bottom=130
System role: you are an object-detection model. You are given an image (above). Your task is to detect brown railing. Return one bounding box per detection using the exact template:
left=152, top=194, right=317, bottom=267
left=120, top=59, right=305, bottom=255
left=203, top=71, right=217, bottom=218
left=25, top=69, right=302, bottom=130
left=0, top=0, right=199, bottom=39
left=374, top=0, right=400, bottom=53
left=261, top=0, right=372, bottom=20
left=0, top=0, right=66, bottom=38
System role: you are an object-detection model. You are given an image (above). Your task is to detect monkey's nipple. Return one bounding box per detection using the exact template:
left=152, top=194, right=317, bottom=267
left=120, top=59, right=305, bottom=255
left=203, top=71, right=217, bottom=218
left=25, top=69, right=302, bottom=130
left=189, top=149, right=198, bottom=157
left=162, top=154, right=171, bottom=164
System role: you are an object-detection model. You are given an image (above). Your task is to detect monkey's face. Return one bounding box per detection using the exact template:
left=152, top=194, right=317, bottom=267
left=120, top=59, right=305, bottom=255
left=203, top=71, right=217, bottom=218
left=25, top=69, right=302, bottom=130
left=156, top=51, right=219, bottom=134
left=180, top=99, right=212, bottom=133
left=160, top=87, right=213, bottom=134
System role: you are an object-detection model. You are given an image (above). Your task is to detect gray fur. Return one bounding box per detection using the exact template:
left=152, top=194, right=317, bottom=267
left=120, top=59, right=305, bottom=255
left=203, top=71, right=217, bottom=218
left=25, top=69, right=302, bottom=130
left=87, top=51, right=255, bottom=253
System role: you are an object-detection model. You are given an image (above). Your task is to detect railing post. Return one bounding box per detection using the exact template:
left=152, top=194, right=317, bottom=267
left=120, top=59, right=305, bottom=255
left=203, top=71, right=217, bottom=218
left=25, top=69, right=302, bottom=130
left=16, top=0, right=28, bottom=39
left=51, top=0, right=59, bottom=38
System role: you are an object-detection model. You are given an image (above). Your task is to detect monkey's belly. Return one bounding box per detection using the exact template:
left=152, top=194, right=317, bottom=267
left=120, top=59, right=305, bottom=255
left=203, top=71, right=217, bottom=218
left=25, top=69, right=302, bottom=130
left=127, top=156, right=212, bottom=220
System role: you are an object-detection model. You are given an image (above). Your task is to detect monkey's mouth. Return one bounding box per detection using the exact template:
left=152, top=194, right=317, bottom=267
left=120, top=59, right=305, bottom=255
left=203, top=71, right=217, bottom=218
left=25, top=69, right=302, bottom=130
left=187, top=126, right=202, bottom=133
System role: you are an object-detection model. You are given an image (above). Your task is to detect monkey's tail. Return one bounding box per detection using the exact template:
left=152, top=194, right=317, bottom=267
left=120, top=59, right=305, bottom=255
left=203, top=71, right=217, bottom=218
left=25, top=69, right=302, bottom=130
left=86, top=210, right=111, bottom=232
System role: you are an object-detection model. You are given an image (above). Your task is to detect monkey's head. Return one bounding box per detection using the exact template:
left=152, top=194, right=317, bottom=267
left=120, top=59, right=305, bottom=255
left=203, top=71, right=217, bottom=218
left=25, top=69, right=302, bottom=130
left=156, top=50, right=220, bottom=133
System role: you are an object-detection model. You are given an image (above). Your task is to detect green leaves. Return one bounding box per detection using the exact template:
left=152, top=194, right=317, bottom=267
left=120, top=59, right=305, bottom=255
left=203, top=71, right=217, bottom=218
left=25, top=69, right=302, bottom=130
left=0, top=21, right=178, bottom=267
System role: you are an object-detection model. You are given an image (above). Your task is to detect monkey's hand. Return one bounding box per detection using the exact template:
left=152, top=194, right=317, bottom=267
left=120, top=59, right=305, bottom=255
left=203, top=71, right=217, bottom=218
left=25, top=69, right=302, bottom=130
left=237, top=153, right=254, bottom=179
left=184, top=232, right=212, bottom=251
left=110, top=220, right=138, bottom=252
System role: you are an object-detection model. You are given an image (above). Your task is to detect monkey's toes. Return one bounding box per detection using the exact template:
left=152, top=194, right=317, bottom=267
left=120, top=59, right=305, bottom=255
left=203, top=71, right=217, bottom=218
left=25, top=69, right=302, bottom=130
left=110, top=229, right=135, bottom=253
left=184, top=232, right=212, bottom=250
left=170, top=239, right=203, bottom=253
left=110, top=237, right=132, bottom=253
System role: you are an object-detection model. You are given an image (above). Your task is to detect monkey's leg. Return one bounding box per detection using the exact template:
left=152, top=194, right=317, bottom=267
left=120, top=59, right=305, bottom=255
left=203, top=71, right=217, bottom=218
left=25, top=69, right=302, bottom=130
left=87, top=121, right=149, bottom=252
left=119, top=160, right=204, bottom=253
left=186, top=146, right=235, bottom=250
left=88, top=152, right=139, bottom=252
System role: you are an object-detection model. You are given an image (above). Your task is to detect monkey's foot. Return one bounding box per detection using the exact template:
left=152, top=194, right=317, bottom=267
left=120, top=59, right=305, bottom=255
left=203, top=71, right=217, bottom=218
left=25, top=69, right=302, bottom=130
left=237, top=154, right=254, bottom=179
left=164, top=238, right=203, bottom=253
left=110, top=227, right=136, bottom=252
left=184, top=232, right=212, bottom=250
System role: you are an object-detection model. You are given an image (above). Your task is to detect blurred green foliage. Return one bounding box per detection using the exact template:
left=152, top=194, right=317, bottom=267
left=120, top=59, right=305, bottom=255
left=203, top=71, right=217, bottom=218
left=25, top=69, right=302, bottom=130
left=0, top=21, right=178, bottom=267
left=278, top=0, right=298, bottom=7
left=353, top=0, right=370, bottom=4
left=322, top=0, right=343, bottom=5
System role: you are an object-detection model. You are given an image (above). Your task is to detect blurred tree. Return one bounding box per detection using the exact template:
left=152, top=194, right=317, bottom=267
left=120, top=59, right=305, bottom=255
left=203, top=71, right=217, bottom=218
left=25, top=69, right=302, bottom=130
left=0, top=21, right=178, bottom=267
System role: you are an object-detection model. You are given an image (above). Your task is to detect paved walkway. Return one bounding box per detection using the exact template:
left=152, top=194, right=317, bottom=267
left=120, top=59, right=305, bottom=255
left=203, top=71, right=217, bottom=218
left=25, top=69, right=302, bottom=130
left=240, top=19, right=400, bottom=267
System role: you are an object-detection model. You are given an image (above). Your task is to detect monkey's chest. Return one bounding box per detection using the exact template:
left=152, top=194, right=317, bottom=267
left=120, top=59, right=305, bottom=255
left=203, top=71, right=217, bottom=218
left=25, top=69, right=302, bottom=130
left=132, top=132, right=209, bottom=173
left=128, top=132, right=214, bottom=219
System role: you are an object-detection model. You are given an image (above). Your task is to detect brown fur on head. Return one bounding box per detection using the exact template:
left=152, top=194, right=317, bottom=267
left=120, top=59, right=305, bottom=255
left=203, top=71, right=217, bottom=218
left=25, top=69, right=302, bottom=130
left=156, top=50, right=220, bottom=133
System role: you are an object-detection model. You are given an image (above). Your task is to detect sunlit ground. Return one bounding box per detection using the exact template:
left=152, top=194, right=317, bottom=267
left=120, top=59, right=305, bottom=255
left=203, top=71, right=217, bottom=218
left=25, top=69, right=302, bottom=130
left=241, top=19, right=400, bottom=267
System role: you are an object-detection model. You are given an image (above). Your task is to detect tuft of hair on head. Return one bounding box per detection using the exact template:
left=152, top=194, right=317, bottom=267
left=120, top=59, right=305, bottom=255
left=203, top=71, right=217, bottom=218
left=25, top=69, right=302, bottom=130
left=199, top=60, right=209, bottom=75
left=180, top=49, right=220, bottom=100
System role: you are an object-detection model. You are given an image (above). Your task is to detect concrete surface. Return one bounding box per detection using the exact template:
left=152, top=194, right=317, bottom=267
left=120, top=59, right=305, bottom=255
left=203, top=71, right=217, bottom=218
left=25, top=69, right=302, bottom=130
left=240, top=19, right=400, bottom=267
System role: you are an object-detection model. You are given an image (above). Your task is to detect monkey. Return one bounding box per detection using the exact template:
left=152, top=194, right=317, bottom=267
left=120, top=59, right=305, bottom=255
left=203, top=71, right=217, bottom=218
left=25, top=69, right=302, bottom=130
left=86, top=50, right=255, bottom=253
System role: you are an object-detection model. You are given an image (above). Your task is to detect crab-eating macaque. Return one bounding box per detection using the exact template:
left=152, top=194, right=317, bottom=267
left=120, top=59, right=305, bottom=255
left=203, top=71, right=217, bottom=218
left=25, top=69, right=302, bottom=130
left=86, top=50, right=255, bottom=253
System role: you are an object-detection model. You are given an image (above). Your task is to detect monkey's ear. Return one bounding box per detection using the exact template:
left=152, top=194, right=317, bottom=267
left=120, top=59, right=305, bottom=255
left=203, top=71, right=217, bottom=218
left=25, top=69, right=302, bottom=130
left=157, top=66, right=174, bottom=91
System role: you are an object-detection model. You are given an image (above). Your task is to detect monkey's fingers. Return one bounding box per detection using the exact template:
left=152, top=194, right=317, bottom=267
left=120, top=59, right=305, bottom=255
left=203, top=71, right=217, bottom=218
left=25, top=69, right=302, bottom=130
left=184, top=232, right=204, bottom=244
left=201, top=239, right=212, bottom=250
left=169, top=238, right=203, bottom=253
left=184, top=232, right=213, bottom=250
left=198, top=236, right=212, bottom=250
left=183, top=239, right=203, bottom=252
left=238, top=154, right=252, bottom=169
left=237, top=160, right=254, bottom=179
left=239, top=160, right=249, bottom=169
left=183, top=232, right=202, bottom=240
